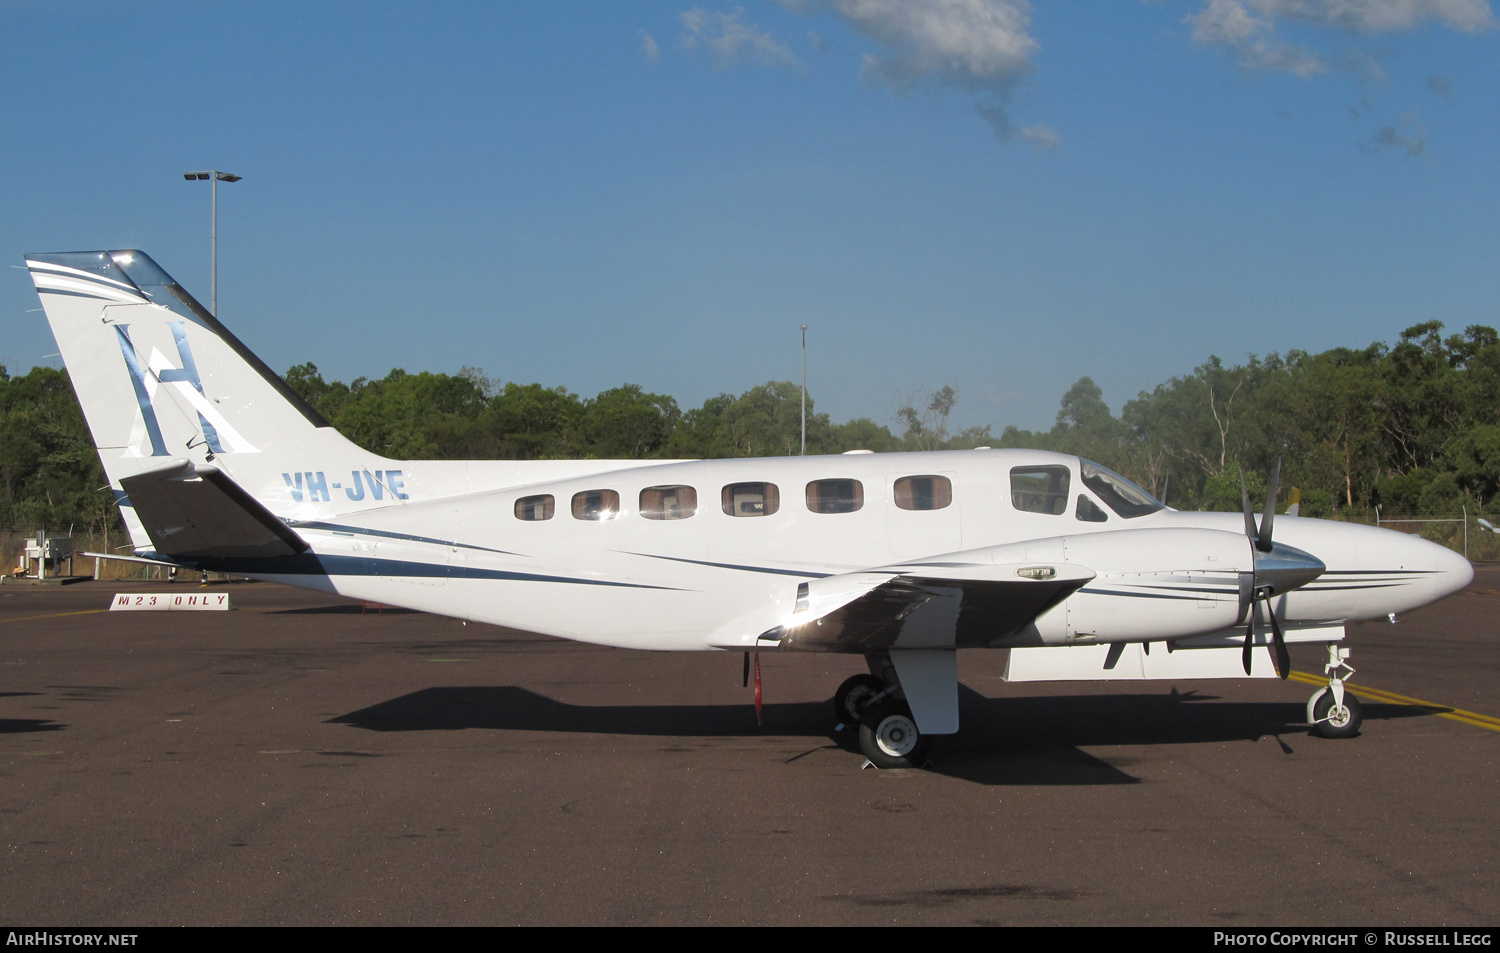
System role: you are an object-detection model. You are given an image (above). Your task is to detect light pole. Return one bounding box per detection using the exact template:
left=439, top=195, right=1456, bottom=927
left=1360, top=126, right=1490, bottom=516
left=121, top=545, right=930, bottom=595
left=183, top=171, right=242, bottom=315
left=800, top=324, right=808, bottom=456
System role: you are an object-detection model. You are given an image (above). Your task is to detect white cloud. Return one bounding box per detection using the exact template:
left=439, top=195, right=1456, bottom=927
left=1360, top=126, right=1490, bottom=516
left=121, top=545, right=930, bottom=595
left=681, top=8, right=799, bottom=68
left=1363, top=111, right=1428, bottom=154
left=1018, top=123, right=1060, bottom=150
left=976, top=101, right=1059, bottom=150
left=827, top=0, right=1038, bottom=90
left=784, top=0, right=1050, bottom=148
left=1187, top=0, right=1330, bottom=74
left=1186, top=0, right=1494, bottom=76
left=1252, top=0, right=1493, bottom=33
left=640, top=30, right=661, bottom=62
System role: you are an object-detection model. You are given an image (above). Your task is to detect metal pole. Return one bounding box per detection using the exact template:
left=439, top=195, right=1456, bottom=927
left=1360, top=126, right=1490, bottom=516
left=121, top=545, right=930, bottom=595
left=211, top=174, right=218, bottom=315
left=800, top=325, right=807, bottom=456
left=186, top=171, right=239, bottom=314
left=1464, top=504, right=1468, bottom=560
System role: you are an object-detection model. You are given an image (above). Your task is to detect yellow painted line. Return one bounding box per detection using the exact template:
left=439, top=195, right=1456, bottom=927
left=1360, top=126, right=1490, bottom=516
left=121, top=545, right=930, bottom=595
left=0, top=608, right=111, bottom=625
left=1289, top=670, right=1500, bottom=733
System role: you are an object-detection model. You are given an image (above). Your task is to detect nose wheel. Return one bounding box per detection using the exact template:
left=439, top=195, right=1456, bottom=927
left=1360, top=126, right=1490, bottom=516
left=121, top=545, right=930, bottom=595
left=1307, top=644, right=1363, bottom=738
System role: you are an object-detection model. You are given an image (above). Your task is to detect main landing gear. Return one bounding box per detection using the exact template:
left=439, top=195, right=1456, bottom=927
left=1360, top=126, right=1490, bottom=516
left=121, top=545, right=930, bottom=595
left=1306, top=644, right=1363, bottom=739
left=833, top=656, right=933, bottom=769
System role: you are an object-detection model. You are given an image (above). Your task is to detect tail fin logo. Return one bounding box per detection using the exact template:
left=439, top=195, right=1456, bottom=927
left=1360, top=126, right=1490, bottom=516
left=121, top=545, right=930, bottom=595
left=115, top=321, right=260, bottom=458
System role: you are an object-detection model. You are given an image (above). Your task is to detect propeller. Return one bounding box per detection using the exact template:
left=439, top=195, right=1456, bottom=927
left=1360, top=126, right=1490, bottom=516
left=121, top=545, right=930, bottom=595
left=1238, top=459, right=1322, bottom=679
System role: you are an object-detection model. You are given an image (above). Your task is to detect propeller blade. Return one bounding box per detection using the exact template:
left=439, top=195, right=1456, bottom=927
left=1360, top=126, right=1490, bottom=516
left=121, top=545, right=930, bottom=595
left=1266, top=594, right=1290, bottom=680
left=1240, top=470, right=1256, bottom=543
left=1257, top=458, right=1282, bottom=552
left=1242, top=597, right=1258, bottom=675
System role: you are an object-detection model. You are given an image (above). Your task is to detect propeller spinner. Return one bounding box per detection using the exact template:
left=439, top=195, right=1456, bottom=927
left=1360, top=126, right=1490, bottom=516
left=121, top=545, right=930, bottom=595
left=1238, top=460, right=1325, bottom=678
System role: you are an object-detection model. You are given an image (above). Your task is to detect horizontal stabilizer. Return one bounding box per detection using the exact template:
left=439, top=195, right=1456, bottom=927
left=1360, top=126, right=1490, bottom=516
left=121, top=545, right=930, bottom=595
left=119, top=460, right=308, bottom=559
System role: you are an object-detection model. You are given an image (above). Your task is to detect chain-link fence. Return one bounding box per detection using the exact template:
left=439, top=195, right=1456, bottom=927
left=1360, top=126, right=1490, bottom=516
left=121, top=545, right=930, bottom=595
left=1375, top=506, right=1498, bottom=561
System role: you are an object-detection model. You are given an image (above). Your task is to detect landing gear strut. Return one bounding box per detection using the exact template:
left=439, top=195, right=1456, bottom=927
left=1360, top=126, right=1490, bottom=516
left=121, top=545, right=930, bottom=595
left=833, top=654, right=934, bottom=769
left=832, top=673, right=887, bottom=727
left=1307, top=644, right=1363, bottom=738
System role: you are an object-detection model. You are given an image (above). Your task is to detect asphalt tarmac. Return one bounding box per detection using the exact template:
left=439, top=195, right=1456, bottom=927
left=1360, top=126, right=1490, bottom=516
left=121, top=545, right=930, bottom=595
left=1, top=567, right=1496, bottom=926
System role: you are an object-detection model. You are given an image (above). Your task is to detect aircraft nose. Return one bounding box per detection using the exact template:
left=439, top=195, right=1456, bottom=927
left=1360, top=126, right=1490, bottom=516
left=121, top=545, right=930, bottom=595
left=1430, top=539, right=1475, bottom=599
left=1392, top=532, right=1473, bottom=609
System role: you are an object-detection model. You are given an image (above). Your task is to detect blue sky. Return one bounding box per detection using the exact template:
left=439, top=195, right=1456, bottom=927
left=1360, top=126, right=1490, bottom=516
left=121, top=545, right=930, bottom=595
left=4, top=1, right=1497, bottom=433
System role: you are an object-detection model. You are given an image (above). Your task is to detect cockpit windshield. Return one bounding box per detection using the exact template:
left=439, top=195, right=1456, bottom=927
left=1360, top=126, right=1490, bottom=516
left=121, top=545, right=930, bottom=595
left=1079, top=459, right=1164, bottom=519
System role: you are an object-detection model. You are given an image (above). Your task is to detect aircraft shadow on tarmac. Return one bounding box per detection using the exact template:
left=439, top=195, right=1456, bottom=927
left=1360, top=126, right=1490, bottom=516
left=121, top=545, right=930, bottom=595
left=0, top=693, right=66, bottom=735
left=0, top=719, right=66, bottom=735
left=269, top=605, right=420, bottom=615
left=328, top=684, right=1445, bottom=786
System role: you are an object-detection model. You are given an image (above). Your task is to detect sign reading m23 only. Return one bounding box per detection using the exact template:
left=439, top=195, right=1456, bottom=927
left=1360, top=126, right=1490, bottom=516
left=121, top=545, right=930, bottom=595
left=111, top=593, right=232, bottom=611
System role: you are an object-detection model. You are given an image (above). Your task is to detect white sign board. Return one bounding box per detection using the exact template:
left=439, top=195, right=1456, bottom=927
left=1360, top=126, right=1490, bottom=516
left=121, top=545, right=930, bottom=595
left=110, top=592, right=233, bottom=611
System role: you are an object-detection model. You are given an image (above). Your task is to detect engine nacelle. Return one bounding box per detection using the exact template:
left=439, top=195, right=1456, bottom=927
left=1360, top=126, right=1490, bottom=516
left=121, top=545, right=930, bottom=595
left=976, top=527, right=1254, bottom=646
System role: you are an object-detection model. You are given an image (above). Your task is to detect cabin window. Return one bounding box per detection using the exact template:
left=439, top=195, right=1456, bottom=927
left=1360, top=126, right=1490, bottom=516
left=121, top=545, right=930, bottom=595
left=514, top=494, right=555, bottom=521
left=722, top=482, right=780, bottom=517
left=1075, top=494, right=1108, bottom=523
left=806, top=479, right=864, bottom=514
left=571, top=489, right=620, bottom=521
left=640, top=485, right=697, bottom=520
left=894, top=475, right=952, bottom=511
left=1010, top=466, right=1070, bottom=515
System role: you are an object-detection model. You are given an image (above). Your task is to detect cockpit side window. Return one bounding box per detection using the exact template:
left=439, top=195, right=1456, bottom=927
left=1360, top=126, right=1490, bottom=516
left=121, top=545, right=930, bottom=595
left=1079, top=459, right=1164, bottom=519
left=1075, top=494, right=1108, bottom=522
left=1010, top=466, right=1070, bottom=515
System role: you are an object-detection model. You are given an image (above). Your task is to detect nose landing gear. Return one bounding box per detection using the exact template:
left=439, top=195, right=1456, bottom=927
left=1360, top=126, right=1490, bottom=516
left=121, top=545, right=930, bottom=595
left=1307, top=644, right=1363, bottom=738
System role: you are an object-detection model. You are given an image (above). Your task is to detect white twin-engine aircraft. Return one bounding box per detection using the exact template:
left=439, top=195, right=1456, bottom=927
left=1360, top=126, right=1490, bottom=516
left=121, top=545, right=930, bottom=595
left=26, top=250, right=1473, bottom=767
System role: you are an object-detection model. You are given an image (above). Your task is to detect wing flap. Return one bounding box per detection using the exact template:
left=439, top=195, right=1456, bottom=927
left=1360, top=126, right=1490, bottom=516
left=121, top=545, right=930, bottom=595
left=779, top=562, right=1094, bottom=652
left=119, top=460, right=308, bottom=559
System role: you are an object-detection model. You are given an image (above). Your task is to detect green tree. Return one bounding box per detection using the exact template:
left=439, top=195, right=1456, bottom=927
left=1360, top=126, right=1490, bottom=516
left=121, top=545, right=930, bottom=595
left=578, top=385, right=680, bottom=458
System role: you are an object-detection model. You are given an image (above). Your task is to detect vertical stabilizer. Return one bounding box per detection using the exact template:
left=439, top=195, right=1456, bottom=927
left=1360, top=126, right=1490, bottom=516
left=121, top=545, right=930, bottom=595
left=26, top=250, right=396, bottom=545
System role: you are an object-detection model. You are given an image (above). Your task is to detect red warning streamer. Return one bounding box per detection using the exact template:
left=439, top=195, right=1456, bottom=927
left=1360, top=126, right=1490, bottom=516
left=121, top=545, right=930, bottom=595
left=753, top=649, right=763, bottom=727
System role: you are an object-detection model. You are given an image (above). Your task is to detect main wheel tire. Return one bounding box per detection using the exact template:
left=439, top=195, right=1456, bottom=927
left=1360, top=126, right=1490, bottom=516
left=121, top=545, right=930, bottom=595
left=1310, top=688, right=1363, bottom=739
left=833, top=674, right=887, bottom=726
left=858, top=701, right=932, bottom=769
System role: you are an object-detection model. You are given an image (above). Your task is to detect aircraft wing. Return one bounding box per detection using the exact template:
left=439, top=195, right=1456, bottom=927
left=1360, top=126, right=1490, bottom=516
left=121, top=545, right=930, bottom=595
left=119, top=460, right=309, bottom=559
left=764, top=562, right=1094, bottom=652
